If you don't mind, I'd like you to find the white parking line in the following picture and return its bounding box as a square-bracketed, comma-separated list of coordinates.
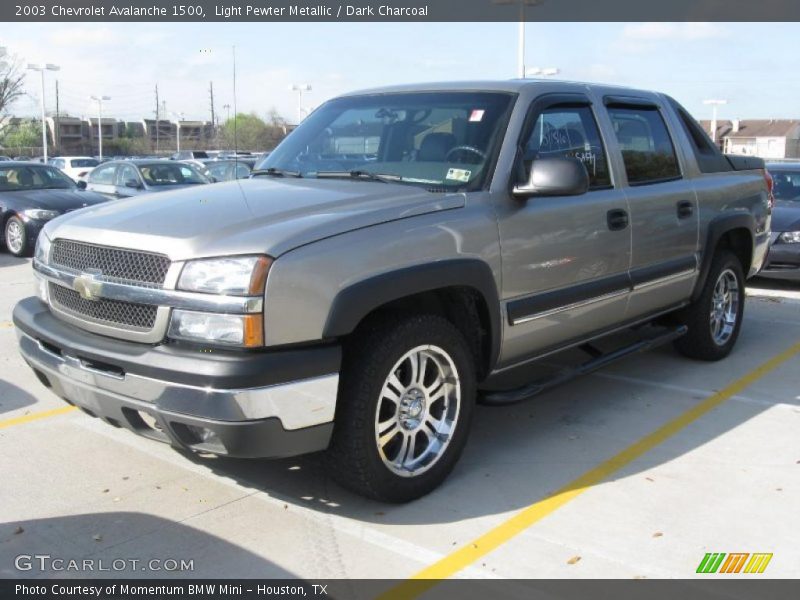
[73, 416, 498, 579]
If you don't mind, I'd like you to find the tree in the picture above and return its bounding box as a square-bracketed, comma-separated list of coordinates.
[218, 109, 289, 151]
[0, 50, 25, 117]
[0, 120, 41, 149]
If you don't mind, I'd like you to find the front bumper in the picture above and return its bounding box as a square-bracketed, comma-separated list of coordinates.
[13, 297, 339, 458]
[759, 236, 800, 281]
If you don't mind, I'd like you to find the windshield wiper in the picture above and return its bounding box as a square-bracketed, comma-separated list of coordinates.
[250, 167, 303, 178]
[316, 170, 402, 184]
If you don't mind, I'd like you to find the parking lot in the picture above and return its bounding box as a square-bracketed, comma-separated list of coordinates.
[1, 252, 798, 583]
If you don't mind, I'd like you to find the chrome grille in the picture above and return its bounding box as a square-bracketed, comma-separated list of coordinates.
[49, 283, 158, 330]
[51, 239, 171, 287]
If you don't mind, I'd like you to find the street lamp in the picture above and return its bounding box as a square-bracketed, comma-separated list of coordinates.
[526, 67, 560, 78]
[289, 83, 311, 122]
[172, 113, 185, 153]
[89, 95, 111, 160]
[703, 99, 728, 143]
[27, 63, 60, 161]
[492, 0, 545, 79]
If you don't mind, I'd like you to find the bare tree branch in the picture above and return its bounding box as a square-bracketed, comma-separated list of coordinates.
[0, 51, 26, 116]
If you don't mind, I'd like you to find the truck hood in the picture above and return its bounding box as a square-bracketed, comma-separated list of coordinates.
[44, 178, 465, 260]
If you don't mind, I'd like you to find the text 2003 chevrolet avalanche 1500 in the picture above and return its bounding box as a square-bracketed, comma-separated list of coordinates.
[14, 81, 771, 501]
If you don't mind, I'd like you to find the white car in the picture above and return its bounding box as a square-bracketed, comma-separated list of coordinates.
[48, 156, 100, 182]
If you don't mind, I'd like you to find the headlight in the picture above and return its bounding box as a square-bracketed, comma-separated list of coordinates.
[779, 231, 800, 244]
[22, 209, 60, 221]
[34, 233, 52, 266]
[168, 310, 264, 347]
[178, 255, 271, 295]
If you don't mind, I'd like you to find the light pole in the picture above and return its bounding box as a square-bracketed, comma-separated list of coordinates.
[89, 95, 111, 159]
[172, 113, 185, 153]
[703, 99, 728, 143]
[493, 0, 544, 78]
[526, 67, 560, 78]
[289, 83, 311, 122]
[27, 63, 60, 161]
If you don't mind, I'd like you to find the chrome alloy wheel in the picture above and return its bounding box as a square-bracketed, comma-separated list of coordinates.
[6, 219, 24, 254]
[374, 344, 461, 477]
[710, 268, 740, 346]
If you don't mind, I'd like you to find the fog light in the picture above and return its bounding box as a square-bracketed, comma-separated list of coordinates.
[185, 424, 223, 448]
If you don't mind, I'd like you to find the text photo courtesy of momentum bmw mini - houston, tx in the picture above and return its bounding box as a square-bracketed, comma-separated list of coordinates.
[1, 1, 799, 598]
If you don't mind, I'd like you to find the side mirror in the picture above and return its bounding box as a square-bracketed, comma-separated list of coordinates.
[125, 179, 142, 189]
[513, 156, 590, 199]
[76, 180, 87, 190]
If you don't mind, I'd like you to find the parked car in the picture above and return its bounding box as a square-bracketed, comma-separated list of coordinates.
[760, 163, 800, 280]
[204, 158, 256, 182]
[14, 80, 771, 501]
[83, 159, 211, 199]
[49, 156, 100, 182]
[171, 150, 209, 161]
[0, 155, 12, 161]
[0, 162, 108, 256]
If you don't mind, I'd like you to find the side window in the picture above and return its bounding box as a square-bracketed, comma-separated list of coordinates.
[607, 107, 681, 185]
[235, 163, 251, 178]
[88, 164, 116, 185]
[668, 98, 733, 174]
[116, 165, 139, 185]
[520, 105, 611, 189]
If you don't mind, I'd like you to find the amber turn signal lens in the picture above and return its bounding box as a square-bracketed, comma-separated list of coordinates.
[242, 314, 264, 348]
[248, 256, 273, 295]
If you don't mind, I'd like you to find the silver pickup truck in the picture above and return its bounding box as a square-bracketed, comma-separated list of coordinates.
[13, 81, 772, 502]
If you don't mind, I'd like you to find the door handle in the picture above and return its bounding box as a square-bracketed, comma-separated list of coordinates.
[677, 200, 694, 219]
[607, 208, 629, 231]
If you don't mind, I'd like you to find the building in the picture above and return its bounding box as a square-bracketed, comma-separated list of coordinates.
[714, 120, 800, 159]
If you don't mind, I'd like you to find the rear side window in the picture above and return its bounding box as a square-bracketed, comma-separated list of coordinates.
[667, 97, 733, 174]
[88, 164, 116, 185]
[521, 105, 611, 189]
[607, 107, 681, 185]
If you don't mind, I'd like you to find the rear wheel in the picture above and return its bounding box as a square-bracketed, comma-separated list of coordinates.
[674, 250, 745, 361]
[326, 314, 476, 502]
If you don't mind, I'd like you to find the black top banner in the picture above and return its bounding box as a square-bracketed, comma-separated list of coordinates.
[3, 0, 800, 22]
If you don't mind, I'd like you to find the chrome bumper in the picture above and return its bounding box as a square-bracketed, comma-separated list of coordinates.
[17, 329, 338, 432]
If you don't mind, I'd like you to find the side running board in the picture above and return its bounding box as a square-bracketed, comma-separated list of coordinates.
[480, 325, 688, 406]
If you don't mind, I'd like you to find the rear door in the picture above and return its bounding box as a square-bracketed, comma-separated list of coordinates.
[603, 97, 699, 319]
[496, 93, 632, 364]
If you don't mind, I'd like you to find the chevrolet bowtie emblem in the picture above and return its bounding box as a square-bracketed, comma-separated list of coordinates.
[72, 272, 103, 302]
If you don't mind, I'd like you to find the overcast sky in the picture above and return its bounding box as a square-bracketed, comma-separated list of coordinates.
[2, 22, 797, 123]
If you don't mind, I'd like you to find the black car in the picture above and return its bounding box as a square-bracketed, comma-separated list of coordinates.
[762, 163, 800, 281]
[0, 162, 108, 257]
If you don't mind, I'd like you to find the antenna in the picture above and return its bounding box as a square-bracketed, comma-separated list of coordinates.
[232, 45, 238, 161]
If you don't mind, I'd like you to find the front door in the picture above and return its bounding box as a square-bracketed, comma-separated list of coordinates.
[496, 94, 632, 366]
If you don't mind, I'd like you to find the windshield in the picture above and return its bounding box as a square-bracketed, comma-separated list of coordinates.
[770, 170, 800, 202]
[258, 91, 515, 191]
[0, 165, 76, 191]
[138, 163, 209, 186]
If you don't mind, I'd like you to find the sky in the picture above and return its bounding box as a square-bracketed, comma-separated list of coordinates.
[1, 22, 798, 124]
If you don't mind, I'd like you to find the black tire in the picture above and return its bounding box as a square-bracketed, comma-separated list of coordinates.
[4, 216, 34, 257]
[673, 250, 745, 361]
[326, 314, 476, 502]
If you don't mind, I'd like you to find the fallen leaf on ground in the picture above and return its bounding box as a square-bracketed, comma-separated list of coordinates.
[101, 489, 109, 494]
[567, 556, 581, 565]
[645, 477, 654, 482]
[14, 526, 24, 535]
[652, 532, 663, 538]
[92, 534, 102, 542]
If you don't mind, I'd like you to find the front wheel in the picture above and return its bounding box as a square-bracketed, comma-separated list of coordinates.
[674, 250, 745, 361]
[326, 314, 476, 502]
[4, 216, 35, 257]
